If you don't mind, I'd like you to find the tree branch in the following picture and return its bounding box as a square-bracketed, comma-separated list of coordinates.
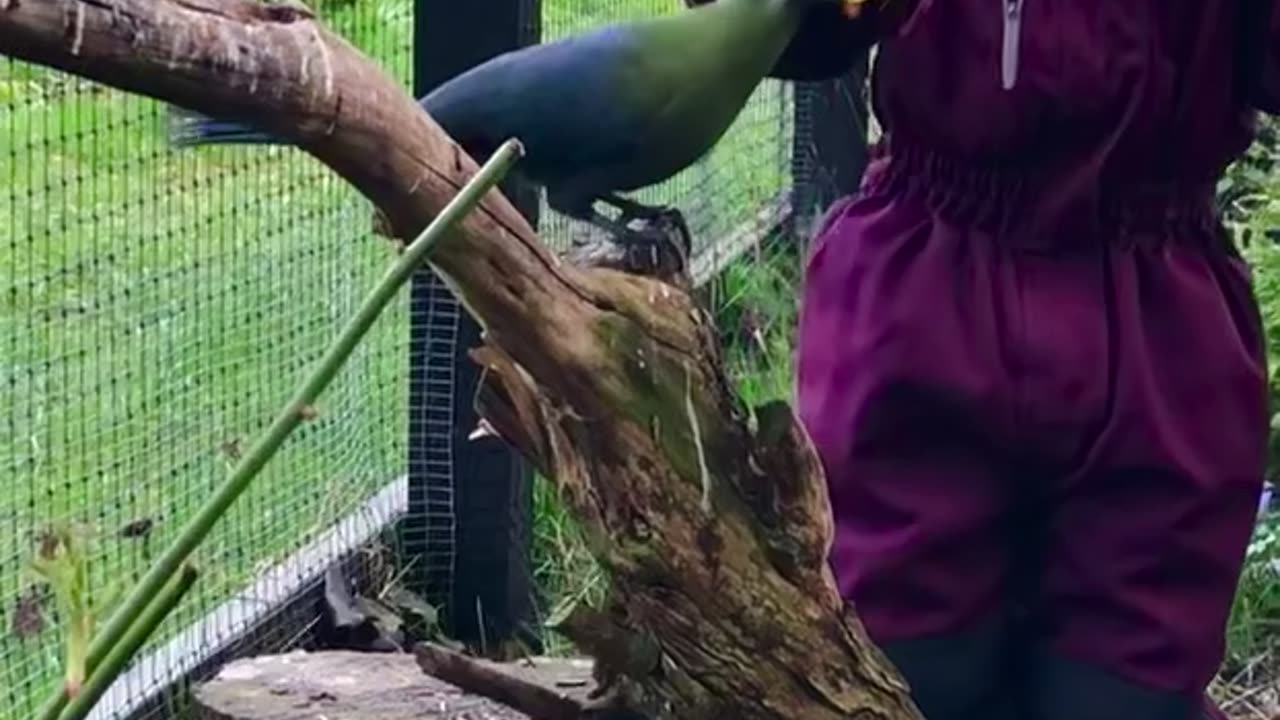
[415, 642, 587, 720]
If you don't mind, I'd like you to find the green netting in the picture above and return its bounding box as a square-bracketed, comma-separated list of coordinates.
[0, 1, 413, 716]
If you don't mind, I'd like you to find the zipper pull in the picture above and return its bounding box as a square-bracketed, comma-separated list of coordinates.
[1002, 0, 1023, 90]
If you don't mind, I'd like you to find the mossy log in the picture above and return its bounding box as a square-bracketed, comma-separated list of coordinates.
[0, 2, 922, 718]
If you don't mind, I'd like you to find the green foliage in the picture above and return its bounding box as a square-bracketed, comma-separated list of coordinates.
[1243, 241, 1280, 473]
[1227, 513, 1280, 673]
[1219, 115, 1280, 675]
[707, 239, 801, 407]
[28, 525, 94, 697]
[529, 475, 607, 655]
[1225, 116, 1280, 481]
[24, 524, 127, 701]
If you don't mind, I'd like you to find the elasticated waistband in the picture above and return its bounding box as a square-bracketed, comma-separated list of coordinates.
[859, 137, 1226, 251]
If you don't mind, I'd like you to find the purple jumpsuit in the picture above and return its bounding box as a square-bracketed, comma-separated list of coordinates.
[760, 0, 1277, 718]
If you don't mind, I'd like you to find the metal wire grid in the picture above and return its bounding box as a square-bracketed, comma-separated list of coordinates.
[790, 72, 873, 237]
[405, 270, 461, 617]
[0, 0, 413, 717]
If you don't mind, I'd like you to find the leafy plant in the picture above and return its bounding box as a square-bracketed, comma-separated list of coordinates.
[27, 525, 94, 698]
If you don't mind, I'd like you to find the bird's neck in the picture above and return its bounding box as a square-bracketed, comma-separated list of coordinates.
[695, 0, 809, 76]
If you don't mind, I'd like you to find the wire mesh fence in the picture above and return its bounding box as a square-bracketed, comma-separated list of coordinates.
[0, 0, 413, 717]
[0, 0, 863, 716]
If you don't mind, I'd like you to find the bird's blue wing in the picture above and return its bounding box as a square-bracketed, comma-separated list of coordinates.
[420, 26, 659, 181]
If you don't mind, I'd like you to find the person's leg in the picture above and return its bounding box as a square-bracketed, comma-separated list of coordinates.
[796, 190, 1022, 720]
[1025, 235, 1268, 720]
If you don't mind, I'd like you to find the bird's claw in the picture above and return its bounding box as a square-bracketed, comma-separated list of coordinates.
[630, 207, 692, 263]
[620, 214, 691, 281]
[652, 207, 693, 259]
[623, 239, 663, 274]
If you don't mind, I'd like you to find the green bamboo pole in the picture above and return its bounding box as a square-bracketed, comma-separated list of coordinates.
[58, 564, 201, 720]
[36, 138, 524, 720]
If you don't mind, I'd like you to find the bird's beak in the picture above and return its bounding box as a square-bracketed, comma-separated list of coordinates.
[841, 0, 865, 18]
[468, 418, 500, 442]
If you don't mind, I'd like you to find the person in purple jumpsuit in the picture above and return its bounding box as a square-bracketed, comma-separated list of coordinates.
[692, 0, 1274, 718]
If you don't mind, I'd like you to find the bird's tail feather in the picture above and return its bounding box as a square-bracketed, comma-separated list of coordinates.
[167, 106, 284, 148]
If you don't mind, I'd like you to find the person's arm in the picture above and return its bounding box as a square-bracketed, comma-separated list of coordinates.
[683, 0, 888, 81]
[1242, 0, 1280, 114]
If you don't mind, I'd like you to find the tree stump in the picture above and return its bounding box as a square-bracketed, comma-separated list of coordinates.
[0, 3, 923, 719]
[193, 650, 597, 720]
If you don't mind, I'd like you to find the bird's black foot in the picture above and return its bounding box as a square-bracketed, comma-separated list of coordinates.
[620, 208, 691, 275]
[615, 220, 690, 288]
[635, 206, 693, 262]
[566, 210, 692, 288]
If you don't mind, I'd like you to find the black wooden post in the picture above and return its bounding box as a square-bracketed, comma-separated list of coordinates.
[790, 53, 872, 242]
[405, 0, 543, 654]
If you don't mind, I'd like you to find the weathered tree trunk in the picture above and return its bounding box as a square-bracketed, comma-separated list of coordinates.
[0, 3, 922, 719]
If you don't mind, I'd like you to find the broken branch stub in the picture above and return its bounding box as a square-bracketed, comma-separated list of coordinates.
[0, 2, 922, 718]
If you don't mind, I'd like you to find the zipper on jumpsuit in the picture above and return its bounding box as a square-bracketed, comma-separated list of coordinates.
[1002, 0, 1023, 89]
